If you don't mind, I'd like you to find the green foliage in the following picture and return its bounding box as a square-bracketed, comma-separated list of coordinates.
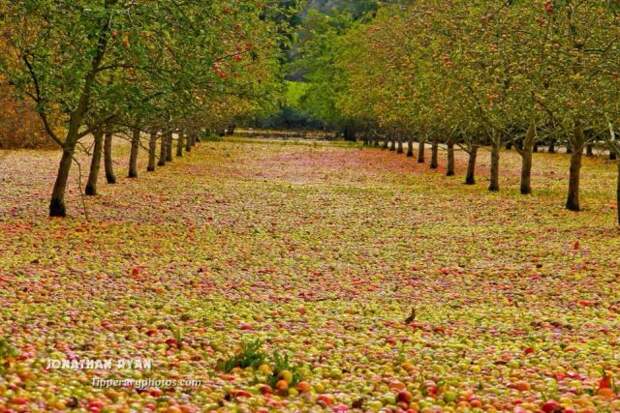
[267, 351, 303, 388]
[171, 326, 185, 347]
[216, 338, 303, 388]
[217, 339, 267, 373]
[289, 0, 620, 146]
[285, 81, 310, 109]
[290, 9, 352, 130]
[251, 80, 325, 129]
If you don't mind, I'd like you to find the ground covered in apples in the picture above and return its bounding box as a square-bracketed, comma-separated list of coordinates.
[0, 138, 619, 412]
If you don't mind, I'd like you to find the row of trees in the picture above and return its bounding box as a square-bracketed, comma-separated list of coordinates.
[297, 0, 620, 224]
[0, 1, 286, 217]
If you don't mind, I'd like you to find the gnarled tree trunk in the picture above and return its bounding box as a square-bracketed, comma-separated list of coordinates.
[50, 114, 82, 216]
[50, 147, 75, 217]
[85, 129, 104, 196]
[465, 145, 478, 185]
[104, 132, 116, 184]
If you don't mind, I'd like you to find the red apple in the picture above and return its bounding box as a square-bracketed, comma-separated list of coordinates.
[542, 400, 560, 413]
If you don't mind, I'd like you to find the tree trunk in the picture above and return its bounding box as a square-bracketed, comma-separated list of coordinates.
[418, 141, 426, 163]
[520, 123, 536, 195]
[447, 141, 455, 176]
[389, 140, 395, 151]
[186, 131, 192, 152]
[533, 144, 539, 153]
[176, 132, 184, 157]
[505, 142, 513, 150]
[104, 132, 116, 184]
[49, 17, 108, 216]
[166, 131, 173, 162]
[85, 129, 104, 196]
[465, 145, 478, 185]
[50, 144, 76, 217]
[148, 131, 157, 172]
[586, 144, 594, 157]
[549, 140, 556, 153]
[431, 140, 439, 169]
[489, 139, 501, 192]
[407, 139, 414, 157]
[343, 126, 356, 142]
[382, 139, 388, 149]
[128, 127, 140, 178]
[611, 151, 617, 161]
[566, 124, 585, 211]
[397, 138, 403, 154]
[158, 131, 167, 166]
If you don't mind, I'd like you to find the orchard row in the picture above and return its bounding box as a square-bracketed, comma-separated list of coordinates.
[0, 1, 285, 217]
[298, 0, 620, 225]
